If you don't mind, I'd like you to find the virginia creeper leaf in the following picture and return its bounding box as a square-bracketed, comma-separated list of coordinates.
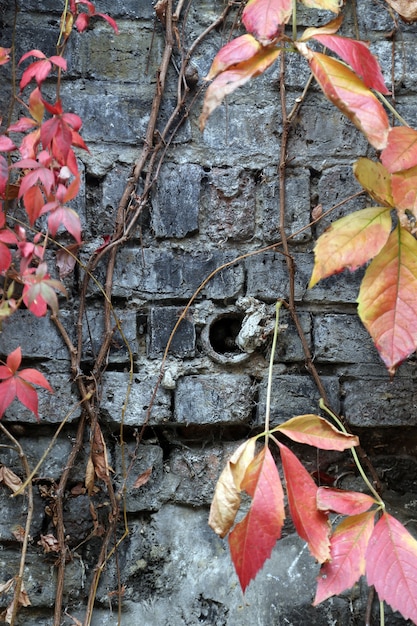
[242, 0, 292, 44]
[366, 512, 417, 624]
[200, 47, 281, 130]
[300, 16, 343, 42]
[0, 346, 53, 419]
[310, 35, 389, 94]
[278, 442, 330, 563]
[209, 438, 256, 538]
[205, 35, 261, 81]
[273, 414, 359, 450]
[391, 165, 417, 219]
[309, 207, 392, 287]
[357, 225, 417, 374]
[316, 487, 377, 515]
[381, 126, 417, 173]
[314, 511, 376, 605]
[353, 157, 394, 207]
[228, 446, 285, 592]
[299, 0, 340, 12]
[301, 48, 390, 150]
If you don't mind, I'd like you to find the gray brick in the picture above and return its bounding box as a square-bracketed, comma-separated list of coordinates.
[313, 314, 381, 364]
[114, 443, 179, 512]
[151, 164, 201, 238]
[201, 168, 256, 243]
[101, 371, 171, 426]
[316, 165, 367, 236]
[0, 311, 69, 361]
[148, 306, 195, 358]
[258, 167, 312, 243]
[343, 376, 417, 427]
[111, 247, 244, 300]
[169, 442, 244, 506]
[257, 371, 340, 425]
[174, 374, 254, 425]
[81, 306, 138, 363]
[245, 251, 310, 302]
[290, 97, 369, 166]
[275, 311, 312, 362]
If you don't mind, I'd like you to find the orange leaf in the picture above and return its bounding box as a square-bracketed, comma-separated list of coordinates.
[200, 47, 281, 130]
[279, 442, 330, 563]
[391, 165, 417, 217]
[300, 16, 343, 41]
[353, 157, 394, 207]
[316, 487, 377, 515]
[357, 225, 417, 374]
[366, 512, 417, 623]
[302, 49, 390, 150]
[314, 511, 376, 605]
[228, 446, 285, 592]
[242, 0, 292, 44]
[309, 206, 392, 287]
[209, 439, 256, 538]
[381, 126, 417, 173]
[205, 35, 261, 81]
[274, 414, 359, 450]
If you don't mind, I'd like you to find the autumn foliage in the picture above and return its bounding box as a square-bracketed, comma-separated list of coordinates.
[203, 0, 417, 622]
[0, 2, 117, 421]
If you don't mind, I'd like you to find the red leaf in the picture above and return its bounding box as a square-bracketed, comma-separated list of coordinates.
[278, 442, 330, 563]
[228, 446, 285, 592]
[357, 225, 417, 374]
[311, 35, 389, 94]
[96, 12, 119, 34]
[6, 346, 22, 374]
[316, 487, 377, 515]
[301, 48, 390, 150]
[314, 511, 376, 605]
[274, 414, 359, 450]
[366, 512, 417, 623]
[242, 0, 292, 44]
[381, 126, 417, 173]
[0, 379, 17, 417]
[0, 136, 16, 152]
[200, 47, 281, 130]
[15, 378, 40, 418]
[47, 204, 82, 243]
[8, 118, 38, 133]
[23, 186, 45, 225]
[19, 367, 53, 392]
[205, 35, 262, 81]
[309, 206, 392, 287]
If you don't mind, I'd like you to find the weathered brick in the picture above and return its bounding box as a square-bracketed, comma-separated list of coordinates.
[245, 251, 309, 302]
[316, 165, 366, 236]
[110, 247, 244, 300]
[174, 374, 254, 425]
[0, 310, 69, 361]
[151, 164, 201, 238]
[200, 167, 256, 242]
[114, 443, 179, 512]
[258, 167, 312, 243]
[313, 313, 381, 364]
[257, 371, 340, 425]
[343, 376, 417, 427]
[101, 371, 171, 426]
[274, 310, 312, 362]
[148, 306, 195, 358]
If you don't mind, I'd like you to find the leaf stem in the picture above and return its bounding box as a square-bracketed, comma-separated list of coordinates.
[292, 0, 297, 42]
[264, 301, 282, 438]
[377, 92, 409, 127]
[319, 399, 384, 506]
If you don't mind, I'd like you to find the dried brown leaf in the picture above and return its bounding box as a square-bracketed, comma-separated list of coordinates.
[132, 467, 152, 489]
[0, 466, 23, 494]
[38, 533, 60, 553]
[384, 0, 417, 21]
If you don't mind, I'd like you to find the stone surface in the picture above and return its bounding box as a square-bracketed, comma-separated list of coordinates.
[2, 0, 417, 624]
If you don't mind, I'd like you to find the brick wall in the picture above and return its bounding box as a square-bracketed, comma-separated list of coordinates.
[1, 1, 417, 624]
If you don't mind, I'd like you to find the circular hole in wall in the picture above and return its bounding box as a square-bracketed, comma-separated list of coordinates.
[202, 310, 249, 364]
